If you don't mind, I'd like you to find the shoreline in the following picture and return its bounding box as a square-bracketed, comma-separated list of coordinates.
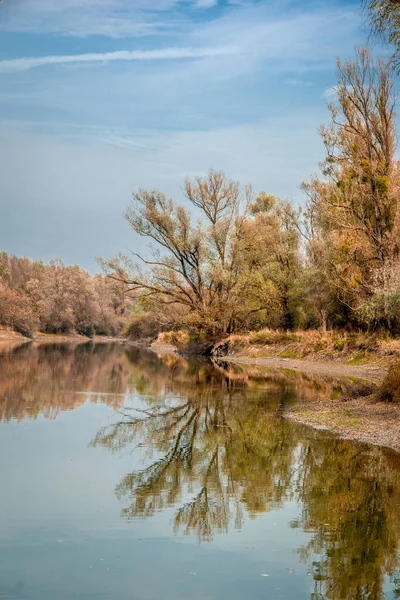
[0, 331, 128, 344]
[218, 354, 400, 453]
[283, 396, 400, 453]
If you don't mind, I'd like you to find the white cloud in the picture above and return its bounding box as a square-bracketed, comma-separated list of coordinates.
[0, 0, 361, 45]
[0, 1, 361, 76]
[0, 46, 233, 73]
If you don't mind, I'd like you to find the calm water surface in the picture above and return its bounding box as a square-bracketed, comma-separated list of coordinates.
[0, 341, 400, 600]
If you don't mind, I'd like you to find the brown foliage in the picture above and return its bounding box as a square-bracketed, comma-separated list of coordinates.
[0, 252, 133, 337]
[123, 312, 161, 341]
[380, 362, 400, 401]
[0, 283, 39, 337]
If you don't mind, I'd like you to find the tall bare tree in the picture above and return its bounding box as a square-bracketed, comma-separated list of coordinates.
[105, 170, 259, 336]
[304, 48, 400, 327]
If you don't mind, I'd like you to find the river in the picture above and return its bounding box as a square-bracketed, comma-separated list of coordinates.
[0, 341, 399, 600]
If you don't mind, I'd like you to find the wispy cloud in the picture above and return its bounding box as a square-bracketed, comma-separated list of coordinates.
[0, 1, 361, 75]
[0, 46, 233, 73]
[193, 4, 360, 62]
[0, 0, 192, 38]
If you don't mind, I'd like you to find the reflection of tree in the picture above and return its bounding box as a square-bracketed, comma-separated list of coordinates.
[93, 351, 400, 598]
[2, 341, 400, 598]
[293, 431, 400, 600]
[93, 357, 298, 541]
[0, 342, 131, 421]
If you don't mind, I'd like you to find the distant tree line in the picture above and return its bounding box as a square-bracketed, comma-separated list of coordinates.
[0, 252, 132, 337]
[105, 48, 400, 339]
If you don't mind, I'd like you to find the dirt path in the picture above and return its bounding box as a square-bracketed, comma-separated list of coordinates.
[221, 355, 386, 382]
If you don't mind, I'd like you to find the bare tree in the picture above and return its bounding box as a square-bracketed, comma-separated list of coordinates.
[105, 170, 255, 336]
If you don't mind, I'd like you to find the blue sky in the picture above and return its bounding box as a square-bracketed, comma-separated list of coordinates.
[0, 0, 366, 271]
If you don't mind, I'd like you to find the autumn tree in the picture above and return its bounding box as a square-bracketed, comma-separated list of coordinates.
[241, 192, 304, 330]
[104, 170, 267, 337]
[303, 47, 400, 329]
[0, 252, 132, 337]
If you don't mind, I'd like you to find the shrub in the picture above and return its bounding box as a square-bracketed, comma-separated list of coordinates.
[379, 362, 400, 402]
[124, 313, 161, 341]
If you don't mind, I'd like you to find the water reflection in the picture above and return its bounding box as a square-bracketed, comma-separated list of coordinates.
[0, 341, 132, 421]
[94, 349, 400, 600]
[295, 438, 400, 600]
[94, 386, 295, 540]
[1, 341, 400, 599]
[0, 340, 351, 423]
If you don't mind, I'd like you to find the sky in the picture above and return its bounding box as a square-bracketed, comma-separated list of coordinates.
[0, 0, 367, 271]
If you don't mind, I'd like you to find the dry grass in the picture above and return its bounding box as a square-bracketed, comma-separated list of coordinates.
[158, 330, 214, 355]
[380, 363, 400, 402]
[158, 330, 191, 346]
[213, 329, 400, 365]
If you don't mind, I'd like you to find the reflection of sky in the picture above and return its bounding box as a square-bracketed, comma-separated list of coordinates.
[0, 399, 314, 600]
[0, 0, 369, 271]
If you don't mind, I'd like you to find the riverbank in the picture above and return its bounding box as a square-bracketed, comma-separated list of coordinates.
[153, 330, 395, 381]
[220, 354, 385, 381]
[221, 356, 400, 452]
[34, 333, 127, 343]
[211, 329, 400, 365]
[284, 394, 400, 452]
[0, 328, 28, 341]
[151, 334, 400, 453]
